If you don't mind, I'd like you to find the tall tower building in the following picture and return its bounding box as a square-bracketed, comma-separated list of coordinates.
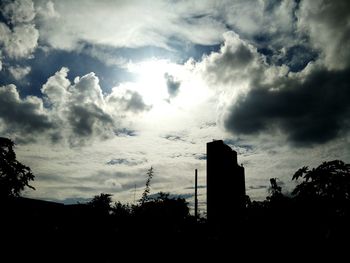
[207, 140, 245, 225]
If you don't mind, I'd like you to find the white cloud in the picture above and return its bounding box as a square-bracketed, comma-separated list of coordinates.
[0, 0, 39, 61]
[8, 65, 31, 80]
[35, 0, 227, 51]
[3, 24, 39, 59]
[205, 0, 299, 48]
[17, 125, 214, 205]
[41, 68, 115, 145]
[41, 67, 70, 106]
[198, 31, 263, 87]
[1, 0, 36, 24]
[297, 0, 350, 70]
[40, 67, 149, 144]
[0, 68, 125, 144]
[35, 1, 60, 19]
[40, 67, 156, 145]
[104, 178, 123, 190]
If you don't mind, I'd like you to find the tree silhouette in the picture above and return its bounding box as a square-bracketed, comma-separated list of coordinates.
[133, 191, 190, 243]
[290, 160, 350, 243]
[266, 178, 283, 200]
[143, 192, 190, 221]
[292, 160, 350, 202]
[0, 137, 35, 199]
[140, 167, 154, 205]
[88, 193, 113, 215]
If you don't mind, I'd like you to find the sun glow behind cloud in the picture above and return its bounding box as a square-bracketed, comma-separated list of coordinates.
[125, 59, 213, 120]
[129, 59, 170, 105]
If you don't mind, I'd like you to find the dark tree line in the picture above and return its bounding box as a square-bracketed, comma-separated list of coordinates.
[1, 136, 350, 260]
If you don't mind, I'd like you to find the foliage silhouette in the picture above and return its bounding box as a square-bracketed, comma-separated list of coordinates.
[292, 160, 350, 202]
[290, 160, 350, 243]
[0, 137, 35, 199]
[140, 166, 153, 204]
[112, 201, 132, 218]
[262, 160, 350, 247]
[266, 178, 284, 202]
[88, 193, 113, 215]
[135, 191, 189, 221]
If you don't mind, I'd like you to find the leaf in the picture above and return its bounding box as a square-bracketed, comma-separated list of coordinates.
[292, 166, 308, 181]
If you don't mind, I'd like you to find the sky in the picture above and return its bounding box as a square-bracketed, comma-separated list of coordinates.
[0, 0, 349, 212]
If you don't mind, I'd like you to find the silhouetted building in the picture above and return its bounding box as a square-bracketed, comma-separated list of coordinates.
[207, 140, 245, 226]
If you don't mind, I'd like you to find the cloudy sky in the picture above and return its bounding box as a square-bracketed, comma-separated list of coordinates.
[1, 0, 349, 211]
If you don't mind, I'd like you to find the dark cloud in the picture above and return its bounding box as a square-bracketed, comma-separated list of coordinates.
[68, 104, 113, 137]
[60, 197, 91, 205]
[162, 133, 196, 146]
[124, 91, 151, 113]
[247, 185, 268, 190]
[86, 169, 152, 193]
[263, 0, 285, 13]
[258, 44, 318, 72]
[199, 122, 216, 129]
[219, 43, 254, 69]
[36, 173, 75, 183]
[106, 158, 146, 166]
[164, 73, 180, 98]
[185, 185, 206, 190]
[0, 84, 53, 134]
[193, 153, 206, 160]
[121, 180, 151, 192]
[114, 128, 137, 137]
[275, 45, 318, 72]
[182, 43, 221, 61]
[190, 1, 350, 148]
[107, 89, 151, 114]
[224, 67, 350, 146]
[72, 185, 122, 193]
[163, 134, 185, 142]
[148, 192, 194, 200]
[223, 139, 254, 153]
[106, 159, 129, 165]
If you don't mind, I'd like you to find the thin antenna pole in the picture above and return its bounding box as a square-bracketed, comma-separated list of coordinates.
[195, 169, 198, 220]
[133, 184, 136, 203]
